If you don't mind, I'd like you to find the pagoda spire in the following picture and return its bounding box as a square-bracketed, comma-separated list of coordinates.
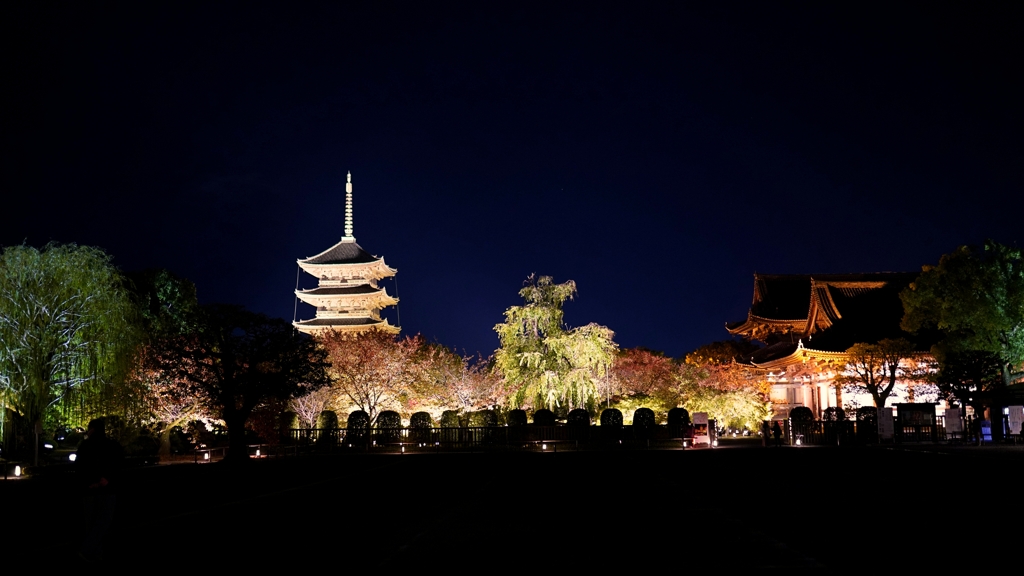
[343, 171, 355, 241]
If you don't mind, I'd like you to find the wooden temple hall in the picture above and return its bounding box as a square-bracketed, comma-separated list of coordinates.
[293, 172, 399, 335]
[726, 273, 936, 419]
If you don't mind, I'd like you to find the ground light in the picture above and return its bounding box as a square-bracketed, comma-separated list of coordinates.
[14, 465, 21, 477]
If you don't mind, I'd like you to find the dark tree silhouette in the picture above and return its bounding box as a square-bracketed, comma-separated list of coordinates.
[161, 305, 330, 461]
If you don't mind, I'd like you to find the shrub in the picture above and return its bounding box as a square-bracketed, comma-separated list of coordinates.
[633, 408, 656, 428]
[468, 410, 497, 427]
[410, 412, 433, 428]
[347, 411, 370, 444]
[533, 409, 556, 426]
[567, 409, 590, 426]
[314, 411, 338, 448]
[789, 406, 814, 422]
[440, 410, 461, 428]
[317, 410, 339, 429]
[279, 411, 299, 442]
[507, 409, 528, 426]
[667, 407, 690, 427]
[600, 408, 623, 428]
[280, 411, 299, 430]
[822, 407, 846, 421]
[377, 411, 401, 429]
[667, 407, 690, 437]
[856, 406, 878, 423]
[376, 410, 402, 444]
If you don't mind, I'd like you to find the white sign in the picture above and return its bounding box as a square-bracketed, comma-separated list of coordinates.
[945, 408, 962, 433]
[878, 407, 894, 440]
[1008, 406, 1024, 435]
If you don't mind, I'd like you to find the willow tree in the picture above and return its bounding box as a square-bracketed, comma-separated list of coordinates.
[0, 243, 138, 460]
[494, 275, 617, 411]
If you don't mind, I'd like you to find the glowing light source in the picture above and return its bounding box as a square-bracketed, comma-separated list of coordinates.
[255, 449, 261, 457]
[69, 453, 77, 462]
[43, 443, 54, 449]
[14, 466, 21, 477]
[204, 452, 210, 460]
[796, 438, 803, 446]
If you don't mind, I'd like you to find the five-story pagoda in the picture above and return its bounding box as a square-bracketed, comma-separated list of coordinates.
[293, 172, 399, 335]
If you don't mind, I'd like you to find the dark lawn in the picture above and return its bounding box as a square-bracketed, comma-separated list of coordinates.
[4, 445, 1018, 571]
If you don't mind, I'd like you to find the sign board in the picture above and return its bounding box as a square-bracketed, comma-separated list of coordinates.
[692, 412, 710, 446]
[878, 407, 894, 440]
[945, 408, 962, 433]
[1008, 406, 1024, 435]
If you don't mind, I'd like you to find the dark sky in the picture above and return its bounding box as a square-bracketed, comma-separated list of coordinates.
[4, 2, 1023, 358]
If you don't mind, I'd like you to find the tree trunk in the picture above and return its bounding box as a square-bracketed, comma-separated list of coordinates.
[223, 412, 251, 463]
[158, 415, 193, 459]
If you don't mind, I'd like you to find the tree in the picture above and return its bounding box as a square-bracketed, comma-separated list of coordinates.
[319, 329, 422, 424]
[493, 275, 617, 411]
[836, 338, 915, 408]
[125, 269, 209, 457]
[676, 342, 772, 431]
[902, 241, 1024, 437]
[161, 305, 330, 461]
[411, 344, 505, 416]
[609, 348, 677, 398]
[902, 241, 1024, 387]
[0, 243, 138, 462]
[932, 350, 1003, 410]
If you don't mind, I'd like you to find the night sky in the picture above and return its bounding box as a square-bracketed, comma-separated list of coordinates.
[4, 2, 1023, 359]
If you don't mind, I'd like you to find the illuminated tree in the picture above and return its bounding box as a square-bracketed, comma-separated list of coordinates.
[901, 241, 1024, 388]
[608, 348, 677, 398]
[125, 269, 208, 456]
[161, 305, 330, 461]
[0, 243, 138, 461]
[493, 275, 617, 411]
[677, 341, 772, 430]
[836, 338, 915, 408]
[319, 329, 422, 424]
[417, 346, 505, 419]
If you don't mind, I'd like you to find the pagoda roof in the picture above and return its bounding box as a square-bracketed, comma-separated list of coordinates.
[299, 239, 380, 265]
[296, 285, 384, 296]
[293, 317, 385, 327]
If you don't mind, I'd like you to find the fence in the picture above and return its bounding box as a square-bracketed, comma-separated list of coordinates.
[786, 414, 958, 446]
[286, 425, 691, 452]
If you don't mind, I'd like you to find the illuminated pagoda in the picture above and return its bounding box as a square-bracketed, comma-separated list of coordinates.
[293, 172, 399, 335]
[726, 273, 934, 418]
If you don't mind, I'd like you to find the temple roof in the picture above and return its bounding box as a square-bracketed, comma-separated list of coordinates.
[728, 272, 931, 352]
[299, 239, 380, 265]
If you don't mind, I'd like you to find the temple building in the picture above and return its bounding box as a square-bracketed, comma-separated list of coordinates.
[726, 273, 936, 419]
[293, 172, 399, 335]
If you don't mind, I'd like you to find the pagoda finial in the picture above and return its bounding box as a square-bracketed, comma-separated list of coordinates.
[343, 171, 354, 241]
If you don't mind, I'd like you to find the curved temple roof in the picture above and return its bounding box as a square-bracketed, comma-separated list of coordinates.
[299, 239, 380, 265]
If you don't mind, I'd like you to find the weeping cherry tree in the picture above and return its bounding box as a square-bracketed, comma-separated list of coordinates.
[494, 275, 617, 411]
